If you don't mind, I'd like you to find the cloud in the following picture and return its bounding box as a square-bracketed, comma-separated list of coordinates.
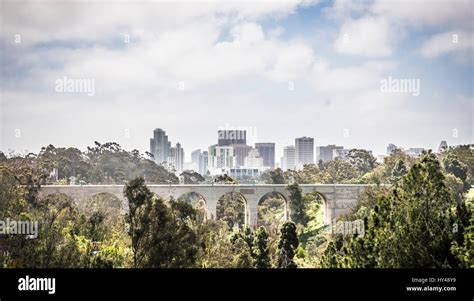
[371, 0, 472, 28]
[334, 17, 393, 57]
[419, 30, 473, 63]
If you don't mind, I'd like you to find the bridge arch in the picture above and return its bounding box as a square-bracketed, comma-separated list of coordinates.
[176, 192, 208, 222]
[256, 191, 288, 231]
[216, 191, 249, 228]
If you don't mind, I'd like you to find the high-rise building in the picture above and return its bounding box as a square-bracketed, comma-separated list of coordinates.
[232, 144, 252, 167]
[316, 144, 343, 163]
[217, 130, 246, 146]
[255, 142, 275, 168]
[438, 141, 448, 153]
[244, 148, 263, 168]
[387, 143, 398, 155]
[150, 128, 171, 164]
[208, 144, 236, 174]
[191, 149, 201, 171]
[201, 151, 209, 175]
[191, 149, 209, 175]
[281, 145, 296, 171]
[295, 137, 314, 169]
[169, 142, 184, 175]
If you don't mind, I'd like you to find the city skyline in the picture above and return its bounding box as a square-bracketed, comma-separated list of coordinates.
[1, 0, 472, 162]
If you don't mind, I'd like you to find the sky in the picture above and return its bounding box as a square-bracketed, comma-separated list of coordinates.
[0, 0, 473, 163]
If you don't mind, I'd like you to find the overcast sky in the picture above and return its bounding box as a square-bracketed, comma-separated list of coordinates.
[1, 0, 473, 162]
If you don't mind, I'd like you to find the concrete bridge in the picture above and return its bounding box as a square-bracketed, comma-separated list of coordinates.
[38, 184, 370, 227]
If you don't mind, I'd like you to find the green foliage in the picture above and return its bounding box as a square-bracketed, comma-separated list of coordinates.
[320, 153, 472, 268]
[347, 149, 378, 176]
[390, 159, 407, 184]
[180, 170, 205, 184]
[216, 193, 246, 229]
[261, 168, 286, 184]
[124, 177, 198, 268]
[286, 183, 309, 226]
[254, 227, 271, 268]
[277, 221, 299, 268]
[213, 173, 237, 184]
[442, 153, 471, 193]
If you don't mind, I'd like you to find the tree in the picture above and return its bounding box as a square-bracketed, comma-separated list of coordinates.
[214, 174, 237, 184]
[254, 227, 271, 268]
[390, 159, 407, 184]
[180, 170, 205, 184]
[320, 153, 469, 268]
[321, 159, 359, 183]
[124, 177, 155, 267]
[277, 222, 299, 268]
[261, 168, 286, 184]
[124, 177, 200, 268]
[286, 183, 309, 226]
[442, 153, 470, 193]
[347, 149, 377, 176]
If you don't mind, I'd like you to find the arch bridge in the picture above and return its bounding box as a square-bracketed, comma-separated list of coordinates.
[38, 184, 370, 227]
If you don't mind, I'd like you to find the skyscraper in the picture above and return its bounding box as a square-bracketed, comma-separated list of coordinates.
[169, 142, 184, 175]
[232, 144, 252, 167]
[281, 145, 296, 171]
[295, 137, 314, 169]
[150, 128, 171, 164]
[191, 149, 208, 175]
[208, 144, 236, 174]
[316, 144, 343, 163]
[255, 142, 275, 168]
[191, 149, 201, 171]
[217, 130, 246, 146]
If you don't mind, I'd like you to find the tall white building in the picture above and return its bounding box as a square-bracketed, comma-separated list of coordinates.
[281, 145, 296, 171]
[295, 136, 314, 170]
[208, 145, 236, 175]
[169, 142, 184, 175]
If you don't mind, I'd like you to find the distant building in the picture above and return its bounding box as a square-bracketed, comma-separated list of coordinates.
[316, 144, 343, 163]
[228, 167, 265, 180]
[218, 130, 246, 146]
[232, 144, 252, 167]
[244, 148, 263, 168]
[200, 151, 209, 175]
[281, 145, 296, 171]
[405, 147, 425, 158]
[191, 149, 201, 170]
[387, 143, 398, 155]
[169, 142, 184, 174]
[438, 141, 448, 153]
[295, 137, 314, 169]
[255, 142, 275, 168]
[150, 128, 171, 164]
[208, 145, 236, 175]
[191, 149, 208, 175]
